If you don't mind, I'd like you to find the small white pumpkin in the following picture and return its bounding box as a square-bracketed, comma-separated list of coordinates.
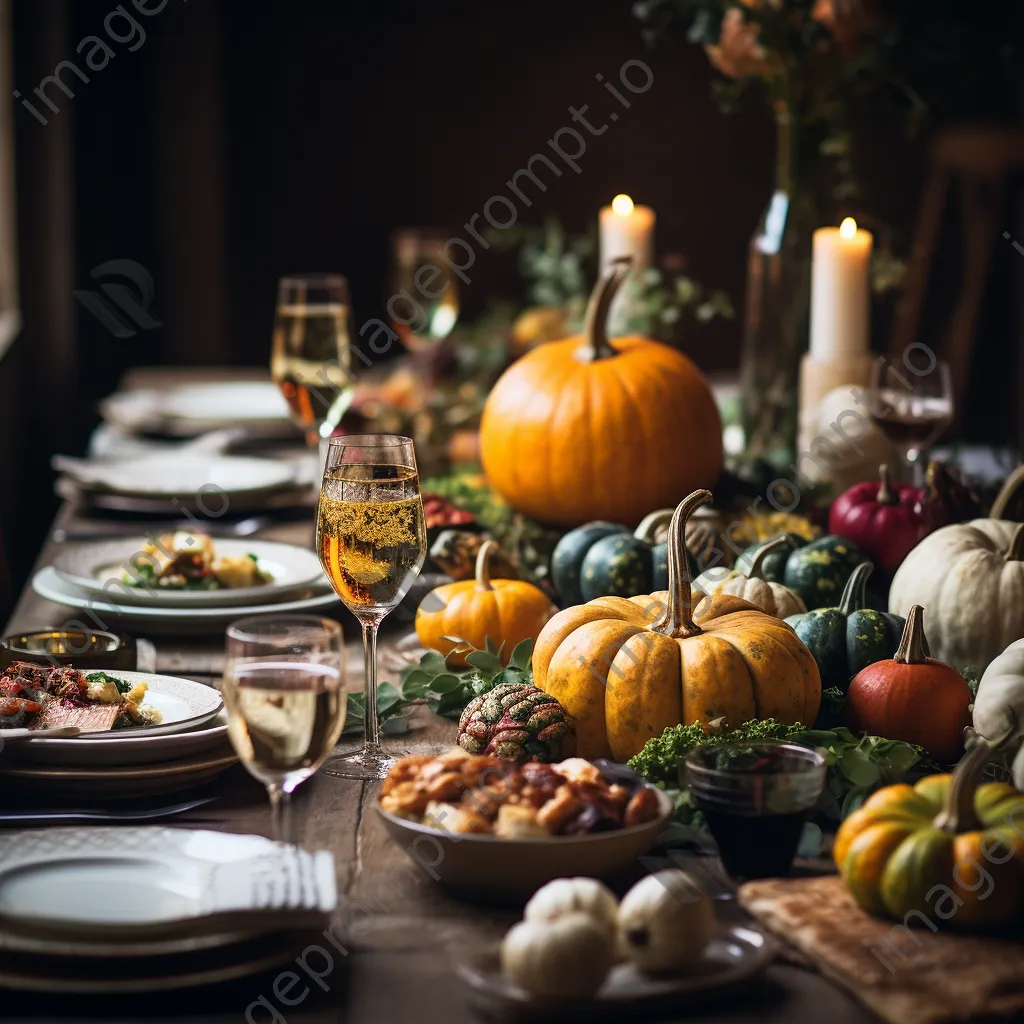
[500, 912, 614, 998]
[972, 637, 1024, 788]
[694, 535, 807, 619]
[617, 870, 714, 974]
[889, 519, 1024, 674]
[523, 877, 619, 936]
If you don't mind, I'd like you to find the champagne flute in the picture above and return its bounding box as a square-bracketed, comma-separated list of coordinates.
[222, 615, 347, 840]
[316, 435, 426, 779]
[863, 356, 954, 484]
[390, 230, 460, 352]
[270, 274, 354, 446]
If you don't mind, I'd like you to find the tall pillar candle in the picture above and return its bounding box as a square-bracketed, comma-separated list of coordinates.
[809, 217, 873, 359]
[599, 194, 655, 273]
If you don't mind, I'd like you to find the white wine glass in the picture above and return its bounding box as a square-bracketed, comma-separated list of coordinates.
[316, 435, 426, 779]
[270, 273, 354, 446]
[222, 615, 347, 840]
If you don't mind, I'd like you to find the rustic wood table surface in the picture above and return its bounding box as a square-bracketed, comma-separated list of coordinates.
[0, 370, 878, 1024]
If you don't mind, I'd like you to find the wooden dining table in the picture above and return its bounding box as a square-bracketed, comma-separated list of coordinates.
[0, 370, 878, 1024]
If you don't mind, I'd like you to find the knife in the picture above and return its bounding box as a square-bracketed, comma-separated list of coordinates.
[0, 795, 218, 826]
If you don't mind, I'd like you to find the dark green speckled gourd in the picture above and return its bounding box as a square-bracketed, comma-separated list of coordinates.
[551, 510, 678, 605]
[784, 562, 913, 690]
[738, 533, 864, 609]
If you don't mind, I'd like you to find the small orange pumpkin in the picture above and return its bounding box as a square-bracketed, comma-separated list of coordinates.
[415, 541, 556, 667]
[479, 258, 723, 527]
[846, 605, 973, 765]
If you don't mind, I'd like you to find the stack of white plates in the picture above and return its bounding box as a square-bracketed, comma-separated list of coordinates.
[99, 381, 297, 438]
[0, 827, 337, 993]
[0, 671, 235, 798]
[34, 538, 339, 633]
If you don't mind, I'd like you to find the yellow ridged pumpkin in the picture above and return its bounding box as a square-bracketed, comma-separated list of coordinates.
[416, 541, 557, 667]
[479, 259, 722, 528]
[834, 730, 1024, 930]
[532, 490, 822, 761]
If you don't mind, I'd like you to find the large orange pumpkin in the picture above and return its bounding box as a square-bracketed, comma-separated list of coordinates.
[532, 490, 822, 761]
[479, 259, 723, 527]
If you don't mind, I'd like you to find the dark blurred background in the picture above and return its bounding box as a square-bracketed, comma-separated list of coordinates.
[2, 0, 1022, 597]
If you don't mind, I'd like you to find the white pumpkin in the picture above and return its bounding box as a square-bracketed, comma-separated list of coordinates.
[500, 912, 614, 998]
[972, 637, 1024, 789]
[889, 519, 1024, 674]
[616, 869, 714, 974]
[523, 877, 619, 936]
[694, 535, 807, 619]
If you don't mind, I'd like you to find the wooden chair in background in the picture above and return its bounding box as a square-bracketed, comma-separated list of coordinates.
[888, 126, 1024, 442]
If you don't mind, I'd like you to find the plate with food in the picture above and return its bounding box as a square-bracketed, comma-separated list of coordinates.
[375, 749, 672, 900]
[0, 662, 222, 740]
[31, 566, 341, 633]
[51, 534, 328, 608]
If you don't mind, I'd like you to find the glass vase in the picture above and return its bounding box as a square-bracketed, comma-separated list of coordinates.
[739, 106, 821, 468]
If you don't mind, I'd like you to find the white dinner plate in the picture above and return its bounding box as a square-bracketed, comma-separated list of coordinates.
[0, 828, 336, 940]
[55, 451, 300, 499]
[12, 710, 229, 766]
[100, 381, 295, 437]
[32, 566, 341, 634]
[0, 751, 239, 800]
[52, 537, 328, 608]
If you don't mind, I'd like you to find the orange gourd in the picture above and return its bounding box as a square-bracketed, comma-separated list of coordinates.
[415, 541, 557, 667]
[846, 605, 973, 765]
[479, 259, 723, 528]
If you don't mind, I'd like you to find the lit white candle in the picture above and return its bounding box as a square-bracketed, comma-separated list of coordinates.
[599, 194, 655, 273]
[809, 217, 873, 360]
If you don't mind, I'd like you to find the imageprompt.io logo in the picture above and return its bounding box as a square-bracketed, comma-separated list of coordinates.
[74, 259, 161, 338]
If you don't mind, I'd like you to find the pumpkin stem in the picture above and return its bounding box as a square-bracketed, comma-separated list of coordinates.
[989, 464, 1024, 520]
[933, 718, 1017, 834]
[582, 257, 633, 361]
[893, 604, 927, 665]
[876, 464, 897, 505]
[838, 562, 874, 616]
[474, 540, 496, 592]
[651, 489, 712, 639]
[747, 535, 789, 581]
[634, 509, 674, 544]
[1004, 523, 1024, 563]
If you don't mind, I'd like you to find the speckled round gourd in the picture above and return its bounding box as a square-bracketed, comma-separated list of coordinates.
[457, 682, 576, 763]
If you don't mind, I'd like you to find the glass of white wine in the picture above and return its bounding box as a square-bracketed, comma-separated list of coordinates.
[316, 435, 426, 780]
[222, 615, 347, 840]
[270, 274, 354, 446]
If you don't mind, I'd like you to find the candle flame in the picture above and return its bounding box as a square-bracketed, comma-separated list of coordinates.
[839, 217, 858, 240]
[612, 194, 634, 216]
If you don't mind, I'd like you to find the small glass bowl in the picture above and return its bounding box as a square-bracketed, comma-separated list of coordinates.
[685, 741, 827, 880]
[0, 630, 136, 672]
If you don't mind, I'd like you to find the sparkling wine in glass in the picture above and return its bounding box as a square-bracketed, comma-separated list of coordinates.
[316, 435, 426, 779]
[864, 357, 953, 484]
[271, 274, 354, 446]
[223, 615, 347, 840]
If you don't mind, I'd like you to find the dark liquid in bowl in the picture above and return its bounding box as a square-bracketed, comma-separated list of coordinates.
[702, 808, 808, 880]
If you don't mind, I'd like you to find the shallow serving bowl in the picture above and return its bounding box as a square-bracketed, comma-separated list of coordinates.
[376, 787, 673, 902]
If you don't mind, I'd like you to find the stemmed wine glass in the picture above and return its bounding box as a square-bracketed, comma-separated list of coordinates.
[316, 435, 427, 779]
[270, 274, 354, 446]
[222, 615, 348, 841]
[863, 355, 954, 485]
